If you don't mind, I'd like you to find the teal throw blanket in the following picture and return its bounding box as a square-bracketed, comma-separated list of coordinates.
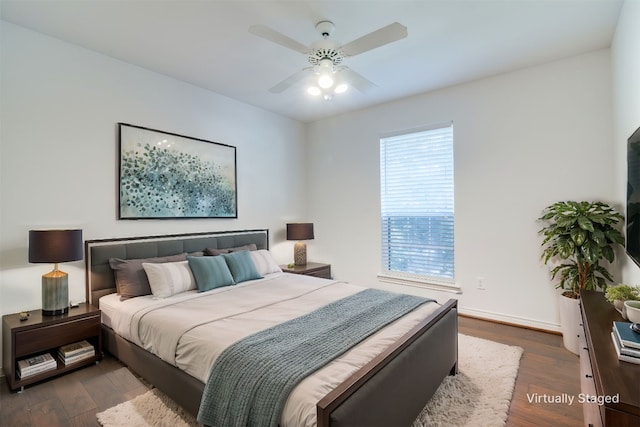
[196, 288, 431, 427]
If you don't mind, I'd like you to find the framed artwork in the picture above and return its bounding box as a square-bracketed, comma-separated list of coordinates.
[118, 123, 237, 219]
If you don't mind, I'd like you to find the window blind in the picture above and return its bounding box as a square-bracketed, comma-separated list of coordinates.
[380, 124, 454, 284]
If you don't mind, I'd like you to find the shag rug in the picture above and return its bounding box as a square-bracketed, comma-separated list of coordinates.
[97, 334, 523, 427]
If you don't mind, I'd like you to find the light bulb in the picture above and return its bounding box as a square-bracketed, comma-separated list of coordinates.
[318, 74, 334, 89]
[334, 83, 348, 94]
[307, 86, 321, 96]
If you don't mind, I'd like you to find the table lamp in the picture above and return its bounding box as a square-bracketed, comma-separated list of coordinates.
[286, 223, 314, 266]
[29, 229, 83, 316]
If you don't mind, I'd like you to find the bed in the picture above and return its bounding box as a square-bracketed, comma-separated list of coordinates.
[85, 229, 458, 426]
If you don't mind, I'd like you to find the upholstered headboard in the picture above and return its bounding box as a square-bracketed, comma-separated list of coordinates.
[85, 229, 269, 305]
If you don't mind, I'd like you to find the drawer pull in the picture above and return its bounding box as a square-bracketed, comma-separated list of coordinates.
[585, 374, 593, 379]
[583, 347, 588, 350]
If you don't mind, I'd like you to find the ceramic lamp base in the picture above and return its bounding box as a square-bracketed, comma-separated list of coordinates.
[42, 269, 69, 316]
[294, 241, 307, 266]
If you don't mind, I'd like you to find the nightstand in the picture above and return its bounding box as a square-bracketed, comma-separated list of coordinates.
[2, 303, 102, 391]
[281, 262, 331, 279]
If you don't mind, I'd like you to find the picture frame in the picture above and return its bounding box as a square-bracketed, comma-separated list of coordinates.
[118, 123, 237, 219]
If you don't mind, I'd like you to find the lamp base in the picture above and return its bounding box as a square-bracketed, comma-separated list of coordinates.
[294, 241, 307, 266]
[42, 269, 69, 316]
[42, 307, 69, 316]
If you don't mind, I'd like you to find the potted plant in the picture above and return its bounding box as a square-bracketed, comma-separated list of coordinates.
[605, 284, 640, 319]
[538, 201, 624, 354]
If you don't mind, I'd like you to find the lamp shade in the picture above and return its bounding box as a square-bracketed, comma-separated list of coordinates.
[29, 229, 83, 263]
[286, 223, 314, 241]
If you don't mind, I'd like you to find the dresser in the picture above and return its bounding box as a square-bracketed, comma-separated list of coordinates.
[579, 290, 640, 427]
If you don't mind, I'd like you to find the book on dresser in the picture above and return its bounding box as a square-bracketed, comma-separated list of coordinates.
[58, 340, 95, 365]
[17, 353, 57, 378]
[611, 321, 640, 364]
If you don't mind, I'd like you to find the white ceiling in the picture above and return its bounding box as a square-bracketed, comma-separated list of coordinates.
[0, 0, 623, 123]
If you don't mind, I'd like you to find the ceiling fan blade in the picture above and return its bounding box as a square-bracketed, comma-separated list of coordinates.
[269, 68, 311, 93]
[340, 22, 408, 57]
[339, 68, 377, 93]
[249, 24, 310, 55]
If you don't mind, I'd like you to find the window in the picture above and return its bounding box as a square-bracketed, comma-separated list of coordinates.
[379, 123, 456, 290]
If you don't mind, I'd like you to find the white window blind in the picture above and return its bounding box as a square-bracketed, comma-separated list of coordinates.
[379, 123, 455, 286]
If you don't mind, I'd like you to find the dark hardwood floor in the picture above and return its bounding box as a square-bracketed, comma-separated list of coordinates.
[0, 316, 582, 427]
[0, 356, 148, 427]
[459, 316, 582, 427]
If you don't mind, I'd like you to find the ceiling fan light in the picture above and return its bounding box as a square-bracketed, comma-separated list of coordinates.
[334, 83, 348, 94]
[307, 86, 321, 96]
[318, 74, 334, 89]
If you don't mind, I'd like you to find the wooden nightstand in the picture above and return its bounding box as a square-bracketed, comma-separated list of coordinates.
[281, 262, 331, 279]
[2, 303, 102, 391]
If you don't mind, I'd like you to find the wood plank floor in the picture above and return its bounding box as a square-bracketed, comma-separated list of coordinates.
[459, 316, 582, 427]
[0, 316, 582, 427]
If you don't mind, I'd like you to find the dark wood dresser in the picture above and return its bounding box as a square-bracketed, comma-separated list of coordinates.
[579, 290, 640, 427]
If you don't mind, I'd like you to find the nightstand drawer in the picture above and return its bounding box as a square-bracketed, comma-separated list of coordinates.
[280, 262, 331, 279]
[305, 267, 331, 279]
[15, 316, 100, 357]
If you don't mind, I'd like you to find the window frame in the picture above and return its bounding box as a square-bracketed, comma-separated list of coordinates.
[378, 122, 459, 293]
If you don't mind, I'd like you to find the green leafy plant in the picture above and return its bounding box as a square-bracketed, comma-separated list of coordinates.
[539, 201, 625, 298]
[604, 284, 640, 303]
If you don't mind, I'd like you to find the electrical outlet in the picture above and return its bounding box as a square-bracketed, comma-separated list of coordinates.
[477, 276, 486, 290]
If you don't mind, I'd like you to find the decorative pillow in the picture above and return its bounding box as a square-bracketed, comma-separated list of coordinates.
[222, 251, 262, 283]
[250, 250, 282, 276]
[204, 243, 257, 256]
[204, 248, 229, 256]
[187, 256, 235, 292]
[142, 261, 196, 298]
[109, 253, 188, 300]
[229, 243, 257, 252]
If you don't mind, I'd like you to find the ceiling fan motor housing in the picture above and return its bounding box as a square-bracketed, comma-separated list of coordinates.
[308, 21, 344, 67]
[308, 48, 343, 66]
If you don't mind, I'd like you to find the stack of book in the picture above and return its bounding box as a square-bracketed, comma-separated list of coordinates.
[58, 340, 95, 365]
[611, 321, 640, 364]
[17, 353, 57, 378]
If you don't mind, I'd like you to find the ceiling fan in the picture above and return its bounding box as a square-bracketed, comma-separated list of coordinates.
[249, 20, 408, 100]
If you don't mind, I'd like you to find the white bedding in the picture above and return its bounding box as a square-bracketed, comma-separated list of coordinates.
[99, 272, 439, 427]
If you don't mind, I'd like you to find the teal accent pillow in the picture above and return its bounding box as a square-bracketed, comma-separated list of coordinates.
[222, 251, 262, 283]
[187, 256, 235, 292]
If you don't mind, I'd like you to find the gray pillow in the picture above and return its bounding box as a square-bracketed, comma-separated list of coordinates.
[204, 243, 257, 256]
[109, 253, 188, 300]
[187, 255, 235, 291]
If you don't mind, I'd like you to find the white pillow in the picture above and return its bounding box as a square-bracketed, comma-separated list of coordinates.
[250, 250, 282, 276]
[142, 260, 196, 298]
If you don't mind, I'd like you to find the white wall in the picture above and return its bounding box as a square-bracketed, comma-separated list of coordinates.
[613, 1, 640, 285]
[0, 21, 307, 367]
[2, 3, 634, 373]
[306, 50, 615, 331]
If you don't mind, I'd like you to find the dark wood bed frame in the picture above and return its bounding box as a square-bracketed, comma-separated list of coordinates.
[85, 229, 458, 427]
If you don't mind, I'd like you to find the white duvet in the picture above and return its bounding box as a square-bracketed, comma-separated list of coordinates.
[100, 272, 439, 427]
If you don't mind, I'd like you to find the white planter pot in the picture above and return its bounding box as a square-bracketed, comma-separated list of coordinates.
[613, 299, 628, 320]
[558, 294, 581, 355]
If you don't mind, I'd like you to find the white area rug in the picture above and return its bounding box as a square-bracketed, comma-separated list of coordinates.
[97, 334, 522, 427]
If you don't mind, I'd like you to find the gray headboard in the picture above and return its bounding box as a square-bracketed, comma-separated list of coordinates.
[85, 229, 269, 305]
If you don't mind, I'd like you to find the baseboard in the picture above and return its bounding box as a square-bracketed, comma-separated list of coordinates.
[458, 307, 561, 334]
